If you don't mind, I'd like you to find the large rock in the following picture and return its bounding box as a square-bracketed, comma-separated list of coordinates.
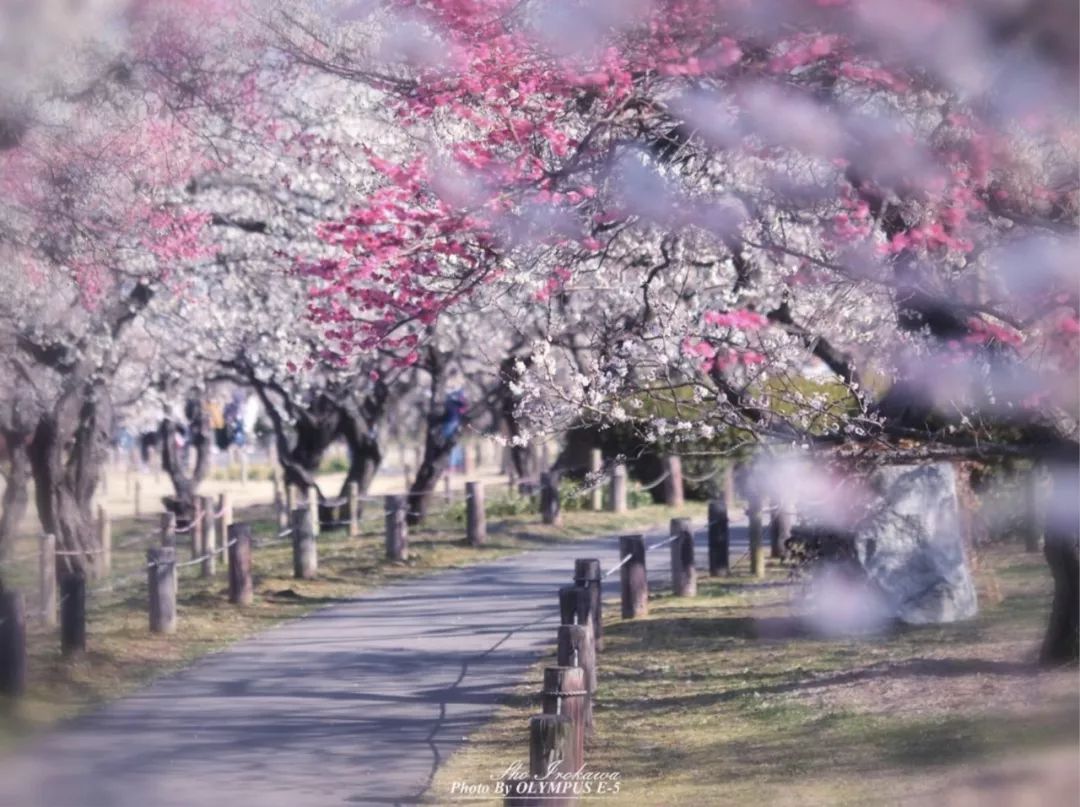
[855, 463, 978, 624]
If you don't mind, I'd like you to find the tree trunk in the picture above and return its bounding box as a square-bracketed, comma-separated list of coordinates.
[406, 351, 460, 526]
[338, 417, 381, 510]
[0, 433, 31, 562]
[283, 403, 339, 495]
[160, 403, 211, 524]
[27, 388, 108, 579]
[1041, 536, 1079, 665]
[498, 355, 536, 480]
[407, 444, 455, 526]
[1039, 464, 1079, 666]
[249, 380, 339, 500]
[336, 380, 388, 511]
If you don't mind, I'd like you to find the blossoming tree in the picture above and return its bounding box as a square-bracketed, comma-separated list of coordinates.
[287, 0, 1078, 659]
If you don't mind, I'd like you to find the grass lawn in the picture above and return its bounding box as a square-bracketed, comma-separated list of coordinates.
[0, 492, 704, 751]
[430, 544, 1079, 806]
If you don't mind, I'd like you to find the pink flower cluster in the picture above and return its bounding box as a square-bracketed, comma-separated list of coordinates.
[683, 338, 767, 373]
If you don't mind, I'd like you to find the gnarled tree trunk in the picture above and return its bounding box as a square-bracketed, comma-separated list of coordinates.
[498, 354, 535, 481]
[407, 351, 461, 526]
[27, 386, 109, 579]
[160, 401, 211, 525]
[336, 379, 389, 512]
[1040, 465, 1079, 666]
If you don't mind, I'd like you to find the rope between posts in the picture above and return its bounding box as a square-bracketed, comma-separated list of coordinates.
[646, 533, 680, 552]
[681, 467, 722, 484]
[541, 689, 589, 697]
[601, 519, 699, 578]
[602, 553, 633, 578]
[637, 469, 670, 491]
[565, 474, 611, 499]
[54, 548, 107, 557]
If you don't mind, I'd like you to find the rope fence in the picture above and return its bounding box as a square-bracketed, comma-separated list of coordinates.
[515, 485, 767, 784]
[0, 452, 729, 703]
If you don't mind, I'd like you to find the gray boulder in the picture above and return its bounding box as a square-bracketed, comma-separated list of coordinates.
[855, 463, 978, 624]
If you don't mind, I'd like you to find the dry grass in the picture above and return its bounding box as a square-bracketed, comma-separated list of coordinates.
[0, 494, 704, 750]
[429, 545, 1079, 806]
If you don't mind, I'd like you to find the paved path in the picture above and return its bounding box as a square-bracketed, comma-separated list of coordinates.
[0, 519, 748, 807]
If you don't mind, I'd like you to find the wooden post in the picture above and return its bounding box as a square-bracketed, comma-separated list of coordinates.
[191, 499, 204, 561]
[609, 464, 627, 513]
[403, 464, 412, 493]
[134, 480, 142, 518]
[573, 558, 603, 651]
[291, 507, 318, 579]
[708, 500, 729, 576]
[216, 492, 233, 571]
[670, 519, 697, 597]
[589, 449, 603, 511]
[306, 486, 320, 538]
[474, 442, 483, 470]
[528, 714, 574, 784]
[558, 585, 591, 628]
[556, 624, 596, 731]
[1024, 467, 1044, 553]
[443, 474, 452, 504]
[540, 666, 587, 774]
[227, 523, 254, 605]
[749, 495, 765, 579]
[147, 547, 177, 634]
[770, 505, 793, 559]
[160, 511, 176, 548]
[462, 442, 475, 476]
[96, 505, 112, 577]
[664, 456, 684, 507]
[619, 534, 647, 618]
[540, 471, 561, 526]
[240, 450, 249, 485]
[39, 533, 57, 627]
[465, 481, 486, 546]
[385, 495, 408, 561]
[59, 573, 87, 655]
[348, 482, 361, 539]
[0, 591, 27, 696]
[200, 495, 216, 578]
